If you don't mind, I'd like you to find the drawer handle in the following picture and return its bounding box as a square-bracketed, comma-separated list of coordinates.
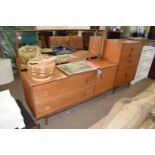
[130, 48, 134, 51]
[43, 91, 50, 97]
[129, 53, 132, 57]
[128, 60, 132, 63]
[85, 90, 91, 95]
[45, 105, 50, 111]
[87, 79, 92, 84]
[125, 73, 128, 77]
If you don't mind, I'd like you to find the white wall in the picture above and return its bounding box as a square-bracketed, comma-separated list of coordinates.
[36, 26, 90, 30]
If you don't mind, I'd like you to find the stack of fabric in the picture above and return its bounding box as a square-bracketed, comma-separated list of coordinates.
[0, 90, 25, 129]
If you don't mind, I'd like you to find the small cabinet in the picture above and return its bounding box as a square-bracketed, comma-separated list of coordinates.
[95, 66, 117, 95]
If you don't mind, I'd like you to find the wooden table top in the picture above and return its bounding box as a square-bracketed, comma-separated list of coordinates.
[20, 58, 118, 87]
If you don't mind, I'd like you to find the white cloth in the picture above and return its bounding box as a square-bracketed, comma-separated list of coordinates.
[0, 58, 14, 85]
[0, 90, 25, 129]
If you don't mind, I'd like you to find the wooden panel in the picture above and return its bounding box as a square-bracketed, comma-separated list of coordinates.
[89, 36, 102, 56]
[22, 78, 36, 116]
[95, 66, 117, 95]
[114, 67, 137, 87]
[102, 39, 122, 63]
[121, 43, 141, 58]
[69, 36, 83, 50]
[49, 36, 69, 48]
[118, 53, 141, 70]
[35, 85, 94, 118]
[33, 71, 96, 99]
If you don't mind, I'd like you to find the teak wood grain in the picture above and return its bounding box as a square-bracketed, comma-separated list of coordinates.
[103, 39, 142, 88]
[21, 59, 118, 119]
[89, 36, 102, 56]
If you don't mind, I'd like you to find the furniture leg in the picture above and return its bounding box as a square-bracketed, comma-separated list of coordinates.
[128, 82, 130, 88]
[113, 88, 116, 94]
[45, 117, 48, 126]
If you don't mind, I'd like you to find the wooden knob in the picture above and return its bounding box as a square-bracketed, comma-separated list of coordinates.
[129, 53, 132, 57]
[130, 48, 134, 51]
[45, 105, 50, 111]
[85, 90, 91, 95]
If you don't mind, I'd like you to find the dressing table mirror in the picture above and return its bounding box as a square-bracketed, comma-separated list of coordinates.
[15, 29, 106, 71]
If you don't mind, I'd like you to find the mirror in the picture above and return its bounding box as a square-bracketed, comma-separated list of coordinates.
[16, 29, 105, 70]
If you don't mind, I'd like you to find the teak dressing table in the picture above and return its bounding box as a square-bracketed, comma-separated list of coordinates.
[17, 30, 142, 125]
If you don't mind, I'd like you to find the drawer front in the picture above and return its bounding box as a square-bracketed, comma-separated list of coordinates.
[120, 43, 141, 60]
[122, 43, 141, 55]
[118, 53, 140, 70]
[33, 71, 96, 100]
[35, 85, 94, 118]
[115, 67, 137, 87]
[95, 66, 117, 95]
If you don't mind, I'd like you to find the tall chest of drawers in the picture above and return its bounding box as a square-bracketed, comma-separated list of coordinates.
[103, 39, 142, 88]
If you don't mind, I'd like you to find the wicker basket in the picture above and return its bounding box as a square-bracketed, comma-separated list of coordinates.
[18, 45, 41, 69]
[27, 55, 56, 81]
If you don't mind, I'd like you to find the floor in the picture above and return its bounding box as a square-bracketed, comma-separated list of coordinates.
[0, 74, 154, 129]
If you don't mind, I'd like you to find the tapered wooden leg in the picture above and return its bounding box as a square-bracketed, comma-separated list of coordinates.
[45, 117, 48, 126]
[128, 82, 130, 88]
[113, 88, 116, 94]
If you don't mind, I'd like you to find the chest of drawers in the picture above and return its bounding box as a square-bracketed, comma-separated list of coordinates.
[21, 60, 117, 119]
[103, 39, 142, 88]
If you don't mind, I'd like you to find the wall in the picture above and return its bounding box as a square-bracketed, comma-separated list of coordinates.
[36, 26, 90, 30]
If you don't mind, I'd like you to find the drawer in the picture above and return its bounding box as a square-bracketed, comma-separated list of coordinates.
[95, 66, 117, 95]
[35, 85, 94, 118]
[122, 43, 141, 55]
[118, 53, 140, 70]
[121, 44, 141, 60]
[115, 67, 137, 87]
[33, 71, 96, 100]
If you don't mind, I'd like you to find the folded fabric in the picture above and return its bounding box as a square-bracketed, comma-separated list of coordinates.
[105, 95, 155, 129]
[0, 90, 25, 129]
